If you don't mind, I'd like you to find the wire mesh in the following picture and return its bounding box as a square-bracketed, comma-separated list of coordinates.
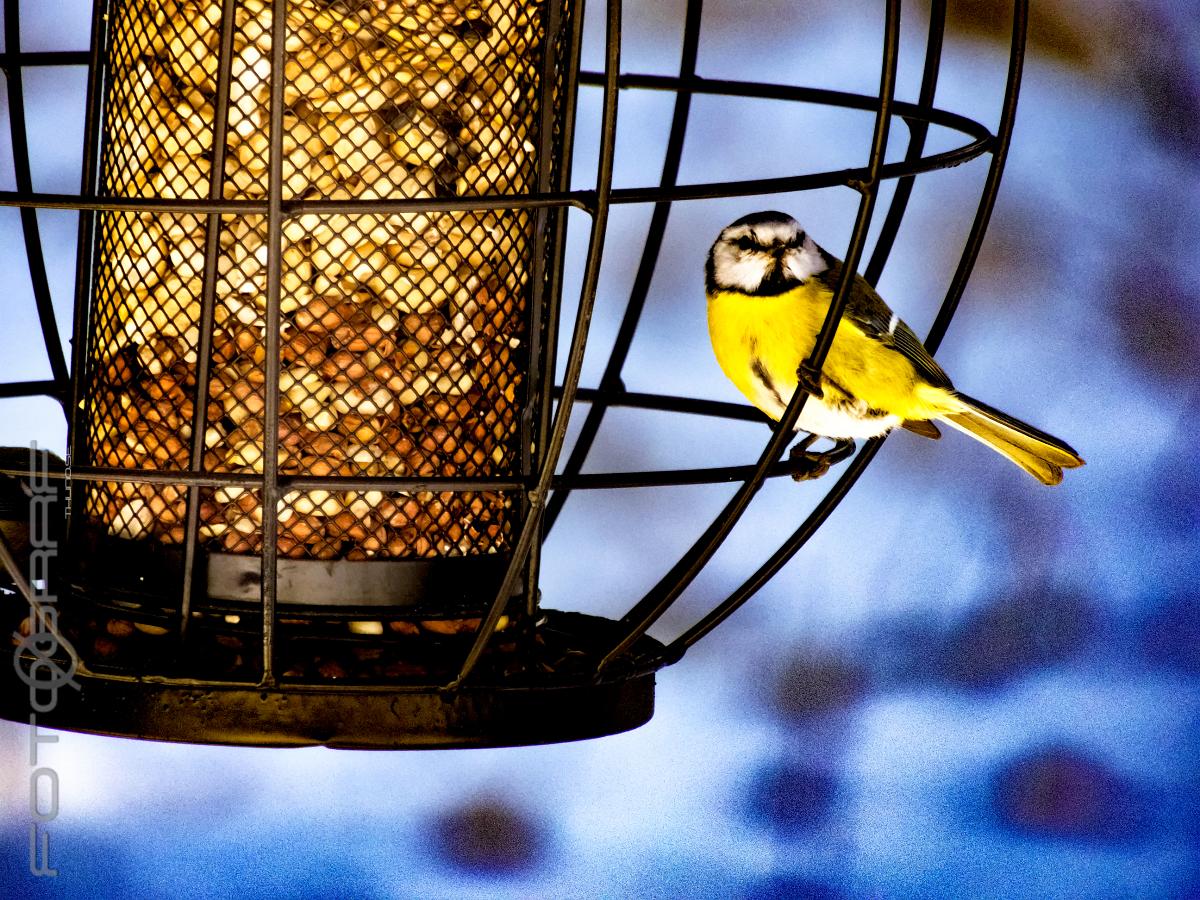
[81, 0, 555, 567]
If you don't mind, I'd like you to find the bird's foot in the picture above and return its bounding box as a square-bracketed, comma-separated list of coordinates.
[795, 362, 825, 400]
[788, 435, 856, 482]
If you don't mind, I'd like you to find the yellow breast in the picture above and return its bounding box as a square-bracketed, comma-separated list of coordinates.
[707, 287, 817, 416]
[706, 284, 936, 422]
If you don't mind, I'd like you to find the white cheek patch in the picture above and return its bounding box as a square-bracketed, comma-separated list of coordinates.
[782, 236, 827, 283]
[713, 242, 770, 292]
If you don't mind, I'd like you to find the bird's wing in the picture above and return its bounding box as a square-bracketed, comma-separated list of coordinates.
[878, 317, 953, 390]
[821, 260, 953, 389]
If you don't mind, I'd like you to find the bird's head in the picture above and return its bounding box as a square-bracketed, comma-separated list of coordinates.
[705, 211, 827, 296]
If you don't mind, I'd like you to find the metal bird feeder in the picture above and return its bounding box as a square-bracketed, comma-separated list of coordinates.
[0, 0, 1027, 747]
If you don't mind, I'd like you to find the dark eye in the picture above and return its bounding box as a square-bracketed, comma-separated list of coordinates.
[734, 236, 757, 252]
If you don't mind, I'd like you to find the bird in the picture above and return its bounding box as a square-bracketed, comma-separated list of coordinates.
[705, 211, 1084, 485]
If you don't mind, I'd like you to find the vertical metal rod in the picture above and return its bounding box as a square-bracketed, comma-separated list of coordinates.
[522, 0, 571, 615]
[526, 0, 587, 616]
[2, 0, 72, 397]
[863, 0, 945, 287]
[595, 0, 903, 675]
[258, 0, 289, 687]
[67, 0, 110, 529]
[536, 0, 588, 473]
[446, 0, 623, 690]
[179, 0, 240, 635]
[524, 0, 566, 483]
[925, 0, 1026, 355]
[665, 0, 1026, 660]
[543, 0, 704, 534]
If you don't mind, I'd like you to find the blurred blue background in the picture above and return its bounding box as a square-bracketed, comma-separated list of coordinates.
[2, 0, 1198, 897]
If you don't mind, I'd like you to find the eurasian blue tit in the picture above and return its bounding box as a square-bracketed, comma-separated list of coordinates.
[705, 211, 1084, 484]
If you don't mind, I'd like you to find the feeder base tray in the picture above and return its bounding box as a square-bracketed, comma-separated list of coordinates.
[3, 603, 663, 748]
[1, 669, 656, 750]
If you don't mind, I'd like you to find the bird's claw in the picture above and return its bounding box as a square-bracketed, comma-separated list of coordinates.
[795, 362, 825, 400]
[788, 436, 855, 482]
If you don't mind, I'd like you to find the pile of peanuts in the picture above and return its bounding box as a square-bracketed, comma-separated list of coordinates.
[86, 0, 547, 560]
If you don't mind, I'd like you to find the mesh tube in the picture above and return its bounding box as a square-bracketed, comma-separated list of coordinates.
[84, 0, 558, 564]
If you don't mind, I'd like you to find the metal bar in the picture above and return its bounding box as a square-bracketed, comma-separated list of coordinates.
[285, 192, 594, 214]
[0, 191, 587, 213]
[568, 386, 767, 422]
[179, 0, 240, 636]
[0, 459, 839, 493]
[544, 0, 704, 534]
[0, 379, 60, 398]
[595, 0, 904, 675]
[278, 475, 524, 491]
[257, 0, 289, 687]
[520, 0, 576, 618]
[0, 466, 526, 491]
[553, 457, 825, 491]
[6, 669, 647, 696]
[925, 0, 1027, 354]
[0, 458, 834, 493]
[0, 467, 248, 487]
[0, 50, 90, 68]
[446, 0, 624, 691]
[67, 0, 110, 529]
[0, 193, 272, 212]
[578, 72, 992, 140]
[606, 139, 988, 205]
[863, 0, 945, 286]
[3, 0, 72, 398]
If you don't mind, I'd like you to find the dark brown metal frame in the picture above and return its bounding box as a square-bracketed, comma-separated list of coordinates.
[0, 0, 1028, 746]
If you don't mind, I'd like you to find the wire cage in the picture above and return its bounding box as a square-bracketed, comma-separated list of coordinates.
[0, 0, 1027, 748]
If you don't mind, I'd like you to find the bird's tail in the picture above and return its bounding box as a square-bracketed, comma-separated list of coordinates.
[938, 392, 1084, 486]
